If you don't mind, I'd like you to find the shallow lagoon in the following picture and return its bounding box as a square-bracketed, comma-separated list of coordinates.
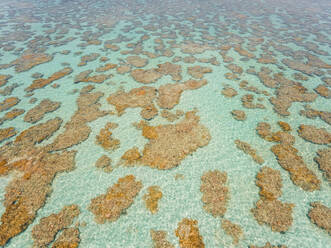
[0, 0, 330, 247]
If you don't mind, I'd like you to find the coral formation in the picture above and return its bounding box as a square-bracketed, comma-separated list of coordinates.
[51, 227, 81, 248]
[150, 230, 174, 248]
[88, 175, 142, 223]
[298, 124, 331, 145]
[96, 122, 120, 151]
[308, 202, 331, 235]
[231, 110, 246, 121]
[24, 99, 61, 123]
[175, 218, 205, 248]
[200, 170, 229, 217]
[221, 219, 244, 245]
[234, 140, 264, 165]
[143, 186, 163, 214]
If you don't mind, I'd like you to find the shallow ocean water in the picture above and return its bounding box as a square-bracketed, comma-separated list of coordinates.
[0, 0, 330, 247]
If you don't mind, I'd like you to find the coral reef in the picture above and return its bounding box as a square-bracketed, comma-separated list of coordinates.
[0, 97, 20, 112]
[298, 124, 331, 145]
[143, 186, 163, 214]
[156, 62, 182, 81]
[25, 67, 73, 92]
[234, 140, 264, 165]
[96, 122, 120, 151]
[175, 218, 205, 248]
[300, 105, 331, 125]
[88, 175, 142, 223]
[200, 170, 229, 217]
[231, 110, 246, 121]
[150, 230, 174, 248]
[314, 148, 331, 183]
[308, 202, 331, 235]
[31, 204, 80, 247]
[51, 227, 80, 248]
[221, 87, 238, 98]
[127, 56, 148, 67]
[131, 68, 162, 84]
[95, 155, 113, 172]
[221, 219, 244, 244]
[187, 66, 212, 79]
[314, 85, 331, 99]
[249, 243, 287, 248]
[0, 108, 25, 124]
[24, 99, 61, 123]
[0, 127, 16, 143]
[10, 52, 53, 72]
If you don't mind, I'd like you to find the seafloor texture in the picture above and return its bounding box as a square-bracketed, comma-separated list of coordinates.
[0, 0, 330, 247]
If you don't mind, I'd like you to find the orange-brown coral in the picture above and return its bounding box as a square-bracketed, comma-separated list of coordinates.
[231, 110, 246, 121]
[78, 53, 100, 66]
[251, 199, 294, 233]
[96, 122, 120, 151]
[200, 170, 229, 217]
[150, 230, 174, 248]
[161, 109, 184, 122]
[121, 147, 141, 165]
[88, 175, 142, 223]
[10, 52, 53, 72]
[241, 94, 265, 109]
[51, 227, 80, 248]
[127, 56, 148, 67]
[314, 85, 331, 99]
[308, 202, 331, 235]
[95, 63, 117, 72]
[25, 67, 73, 92]
[256, 122, 295, 145]
[221, 87, 238, 98]
[95, 155, 112, 172]
[157, 79, 207, 109]
[31, 204, 80, 247]
[24, 99, 61, 123]
[221, 219, 244, 245]
[0, 127, 17, 143]
[0, 97, 20, 112]
[175, 218, 205, 248]
[256, 167, 282, 201]
[139, 111, 211, 169]
[49, 91, 107, 151]
[143, 186, 163, 214]
[131, 68, 162, 84]
[107, 86, 158, 119]
[0, 74, 11, 87]
[187, 66, 212, 79]
[314, 148, 331, 183]
[270, 84, 317, 116]
[156, 62, 182, 81]
[234, 140, 264, 165]
[0, 150, 77, 246]
[300, 105, 331, 125]
[271, 144, 320, 191]
[0, 109, 25, 124]
[298, 124, 331, 145]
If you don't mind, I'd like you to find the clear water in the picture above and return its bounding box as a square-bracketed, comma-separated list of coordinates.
[0, 0, 330, 247]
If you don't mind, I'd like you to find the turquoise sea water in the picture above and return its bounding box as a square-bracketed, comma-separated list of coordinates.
[0, 0, 330, 247]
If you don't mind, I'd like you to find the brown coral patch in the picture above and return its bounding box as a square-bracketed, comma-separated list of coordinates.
[298, 124, 331, 145]
[150, 230, 174, 248]
[314, 148, 331, 183]
[308, 202, 331, 235]
[187, 66, 212, 79]
[226, 64, 243, 74]
[49, 91, 107, 151]
[0, 150, 77, 246]
[156, 62, 182, 81]
[251, 199, 294, 232]
[88, 175, 142, 223]
[121, 147, 141, 165]
[157, 79, 207, 109]
[249, 242, 287, 248]
[0, 108, 25, 124]
[126, 56, 148, 68]
[10, 52, 53, 72]
[0, 74, 11, 87]
[256, 167, 282, 201]
[221, 219, 244, 245]
[300, 105, 331, 125]
[314, 85, 331, 99]
[95, 155, 112, 172]
[24, 99, 61, 123]
[25, 67, 73, 92]
[271, 144, 320, 191]
[140, 111, 211, 170]
[161, 110, 184, 122]
[0, 97, 20, 112]
[51, 227, 80, 248]
[175, 218, 205, 248]
[231, 110, 246, 121]
[0, 127, 17, 143]
[270, 84, 317, 116]
[96, 122, 120, 151]
[78, 53, 100, 66]
[200, 170, 228, 217]
[31, 205, 80, 247]
[221, 87, 238, 98]
[241, 94, 265, 109]
[95, 63, 117, 72]
[107, 86, 157, 119]
[234, 140, 264, 165]
[117, 65, 131, 74]
[131, 69, 162, 84]
[143, 186, 163, 214]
